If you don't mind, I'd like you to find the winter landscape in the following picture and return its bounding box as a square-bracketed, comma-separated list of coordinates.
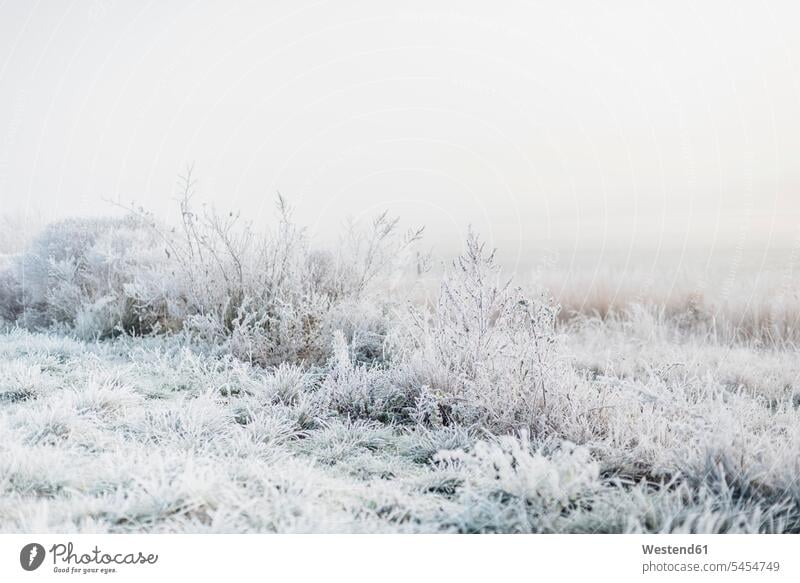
[1, 192, 799, 534]
[3, 1, 800, 543]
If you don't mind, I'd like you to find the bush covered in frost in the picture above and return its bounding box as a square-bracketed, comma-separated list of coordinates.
[388, 231, 564, 433]
[7, 216, 171, 339]
[0, 179, 422, 365]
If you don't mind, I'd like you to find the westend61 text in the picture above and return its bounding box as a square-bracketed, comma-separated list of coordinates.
[642, 544, 708, 555]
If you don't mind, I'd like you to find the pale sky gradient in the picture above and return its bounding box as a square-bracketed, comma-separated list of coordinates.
[1, 0, 800, 271]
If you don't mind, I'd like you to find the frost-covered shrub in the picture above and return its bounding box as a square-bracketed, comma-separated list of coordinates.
[303, 231, 577, 434]
[144, 181, 421, 367]
[0, 267, 21, 325]
[322, 299, 392, 364]
[1, 181, 421, 357]
[9, 216, 172, 338]
[390, 231, 564, 433]
[316, 331, 412, 423]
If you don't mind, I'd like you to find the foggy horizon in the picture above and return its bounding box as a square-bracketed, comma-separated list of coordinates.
[2, 0, 800, 271]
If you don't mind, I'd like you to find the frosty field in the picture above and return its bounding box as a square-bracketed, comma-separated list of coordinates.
[1, 207, 799, 533]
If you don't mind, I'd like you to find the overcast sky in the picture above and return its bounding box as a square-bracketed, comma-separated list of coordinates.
[1, 0, 799, 269]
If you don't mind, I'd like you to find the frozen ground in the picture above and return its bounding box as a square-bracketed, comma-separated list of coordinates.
[1, 318, 798, 533]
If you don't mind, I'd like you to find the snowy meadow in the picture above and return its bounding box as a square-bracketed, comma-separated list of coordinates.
[1, 196, 799, 534]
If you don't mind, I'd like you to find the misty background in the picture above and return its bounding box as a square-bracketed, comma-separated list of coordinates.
[1, 0, 799, 276]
